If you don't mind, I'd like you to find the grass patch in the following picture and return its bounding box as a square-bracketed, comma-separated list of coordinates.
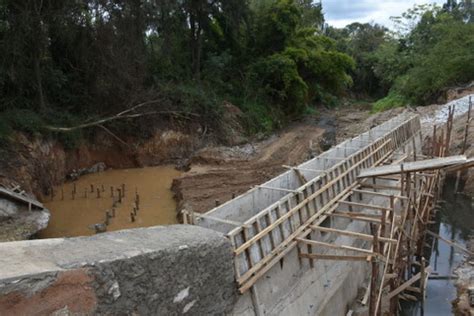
[371, 92, 407, 113]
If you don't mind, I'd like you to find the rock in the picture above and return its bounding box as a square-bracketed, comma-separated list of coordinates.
[0, 208, 50, 242]
[0, 199, 18, 221]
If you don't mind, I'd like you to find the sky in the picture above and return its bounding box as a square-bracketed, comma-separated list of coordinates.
[323, 0, 446, 28]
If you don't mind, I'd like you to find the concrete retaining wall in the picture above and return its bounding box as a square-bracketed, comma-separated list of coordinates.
[0, 225, 238, 315]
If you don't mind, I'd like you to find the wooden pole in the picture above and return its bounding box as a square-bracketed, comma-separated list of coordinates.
[420, 257, 426, 316]
[121, 183, 125, 197]
[455, 98, 472, 192]
[97, 188, 100, 198]
[90, 184, 94, 193]
[117, 188, 122, 203]
[369, 223, 379, 316]
[110, 186, 114, 197]
[130, 212, 135, 222]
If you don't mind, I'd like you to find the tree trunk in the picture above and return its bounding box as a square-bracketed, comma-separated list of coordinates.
[34, 53, 45, 112]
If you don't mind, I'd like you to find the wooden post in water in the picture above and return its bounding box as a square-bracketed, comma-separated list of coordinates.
[121, 183, 125, 197]
[117, 188, 122, 203]
[130, 212, 135, 222]
[455, 97, 472, 192]
[97, 188, 100, 198]
[110, 186, 114, 197]
[420, 257, 426, 316]
[101, 184, 105, 192]
[90, 184, 94, 193]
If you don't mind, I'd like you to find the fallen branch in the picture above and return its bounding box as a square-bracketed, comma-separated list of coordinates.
[44, 100, 199, 132]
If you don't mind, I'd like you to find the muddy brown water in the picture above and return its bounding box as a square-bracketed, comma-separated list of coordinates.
[39, 166, 181, 238]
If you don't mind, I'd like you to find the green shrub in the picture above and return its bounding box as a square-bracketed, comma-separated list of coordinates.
[240, 100, 280, 135]
[371, 92, 407, 113]
[2, 109, 44, 135]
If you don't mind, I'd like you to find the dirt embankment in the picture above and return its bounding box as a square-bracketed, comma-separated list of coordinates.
[172, 117, 327, 213]
[171, 103, 405, 214]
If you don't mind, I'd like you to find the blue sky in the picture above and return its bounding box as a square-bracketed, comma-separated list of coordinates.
[322, 0, 446, 28]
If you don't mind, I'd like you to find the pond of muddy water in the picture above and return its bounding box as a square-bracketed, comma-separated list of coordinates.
[39, 166, 181, 238]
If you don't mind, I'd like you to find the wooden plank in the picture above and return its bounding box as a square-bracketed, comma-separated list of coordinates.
[257, 185, 297, 193]
[296, 238, 375, 255]
[194, 213, 243, 227]
[358, 155, 467, 178]
[444, 158, 474, 173]
[310, 226, 397, 244]
[338, 200, 393, 211]
[387, 267, 432, 299]
[328, 212, 383, 224]
[352, 189, 408, 200]
[0, 187, 43, 209]
[299, 253, 369, 261]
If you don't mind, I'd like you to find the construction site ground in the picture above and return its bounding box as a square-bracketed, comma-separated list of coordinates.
[172, 105, 406, 214]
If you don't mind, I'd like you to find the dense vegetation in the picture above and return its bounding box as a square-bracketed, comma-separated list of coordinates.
[326, 1, 474, 110]
[0, 0, 473, 145]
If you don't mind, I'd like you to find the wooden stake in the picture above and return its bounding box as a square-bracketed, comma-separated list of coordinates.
[130, 212, 135, 222]
[117, 188, 122, 203]
[369, 223, 379, 316]
[97, 188, 100, 198]
[110, 186, 114, 197]
[90, 184, 94, 193]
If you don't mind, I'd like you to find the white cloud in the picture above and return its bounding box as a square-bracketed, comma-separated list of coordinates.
[323, 0, 446, 28]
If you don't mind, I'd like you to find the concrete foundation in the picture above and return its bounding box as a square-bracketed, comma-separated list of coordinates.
[0, 225, 237, 315]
